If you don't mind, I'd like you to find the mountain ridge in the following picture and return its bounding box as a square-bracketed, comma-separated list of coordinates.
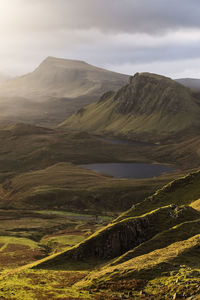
[60, 72, 200, 141]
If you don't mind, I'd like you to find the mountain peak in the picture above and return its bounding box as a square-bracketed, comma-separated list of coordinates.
[0, 57, 128, 101]
[114, 72, 194, 115]
[38, 56, 89, 70]
[129, 72, 171, 84]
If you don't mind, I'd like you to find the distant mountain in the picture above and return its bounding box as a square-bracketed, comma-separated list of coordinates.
[60, 72, 200, 141]
[0, 57, 128, 127]
[0, 56, 128, 100]
[176, 78, 200, 92]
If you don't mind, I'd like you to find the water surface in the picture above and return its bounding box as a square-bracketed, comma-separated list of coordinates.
[99, 137, 156, 146]
[81, 162, 173, 179]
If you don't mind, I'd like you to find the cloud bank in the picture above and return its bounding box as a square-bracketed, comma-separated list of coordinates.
[0, 0, 200, 78]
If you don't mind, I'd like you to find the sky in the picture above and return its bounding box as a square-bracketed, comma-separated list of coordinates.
[0, 0, 200, 78]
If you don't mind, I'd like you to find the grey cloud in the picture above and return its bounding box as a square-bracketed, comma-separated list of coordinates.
[3, 0, 200, 35]
[10, 0, 200, 34]
[1, 0, 200, 78]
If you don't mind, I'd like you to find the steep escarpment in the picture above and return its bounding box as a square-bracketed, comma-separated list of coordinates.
[33, 204, 199, 269]
[114, 73, 197, 115]
[61, 72, 200, 141]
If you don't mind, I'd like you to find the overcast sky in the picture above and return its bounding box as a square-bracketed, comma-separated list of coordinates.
[0, 0, 200, 78]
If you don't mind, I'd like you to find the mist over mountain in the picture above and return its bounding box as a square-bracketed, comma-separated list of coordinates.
[0, 57, 128, 126]
[0, 73, 10, 83]
[61, 72, 200, 141]
[0, 56, 128, 100]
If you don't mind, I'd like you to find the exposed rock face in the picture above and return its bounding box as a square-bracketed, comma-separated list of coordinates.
[42, 217, 151, 265]
[113, 72, 194, 115]
[34, 204, 200, 269]
[71, 217, 150, 260]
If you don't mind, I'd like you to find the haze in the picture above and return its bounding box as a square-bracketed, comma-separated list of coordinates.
[0, 0, 200, 78]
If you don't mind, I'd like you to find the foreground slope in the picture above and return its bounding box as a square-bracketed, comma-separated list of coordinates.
[32, 170, 200, 299]
[31, 170, 200, 269]
[61, 72, 200, 141]
[1, 170, 200, 299]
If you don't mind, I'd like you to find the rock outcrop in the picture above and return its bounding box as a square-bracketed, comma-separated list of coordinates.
[34, 205, 200, 269]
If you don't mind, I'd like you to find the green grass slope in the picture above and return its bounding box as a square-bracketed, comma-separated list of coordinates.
[60, 72, 200, 142]
[111, 219, 200, 266]
[115, 169, 200, 222]
[78, 234, 200, 290]
[1, 171, 200, 299]
[30, 204, 200, 270]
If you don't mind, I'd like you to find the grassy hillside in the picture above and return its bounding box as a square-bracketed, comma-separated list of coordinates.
[0, 166, 200, 299]
[0, 123, 198, 298]
[0, 169, 200, 299]
[22, 171, 199, 271]
[115, 170, 200, 222]
[60, 72, 200, 142]
[31, 204, 200, 270]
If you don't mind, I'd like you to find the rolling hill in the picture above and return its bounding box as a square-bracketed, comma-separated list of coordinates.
[61, 72, 200, 142]
[0, 57, 128, 127]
